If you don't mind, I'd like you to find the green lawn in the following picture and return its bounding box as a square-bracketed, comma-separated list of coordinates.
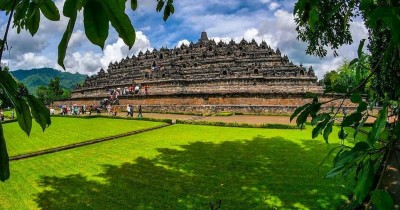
[3, 117, 165, 156]
[0, 123, 354, 209]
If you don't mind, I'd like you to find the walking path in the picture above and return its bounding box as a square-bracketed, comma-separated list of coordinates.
[101, 112, 295, 125]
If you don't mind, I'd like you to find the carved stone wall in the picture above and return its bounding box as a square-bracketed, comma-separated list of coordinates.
[64, 32, 327, 114]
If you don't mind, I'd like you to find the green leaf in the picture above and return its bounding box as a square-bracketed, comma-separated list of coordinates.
[40, 0, 60, 21]
[354, 115, 368, 139]
[358, 39, 366, 58]
[371, 190, 394, 210]
[342, 112, 362, 127]
[357, 101, 368, 113]
[349, 58, 359, 66]
[309, 101, 321, 118]
[367, 105, 387, 146]
[290, 103, 310, 122]
[26, 95, 51, 132]
[311, 113, 329, 125]
[0, 123, 10, 182]
[318, 145, 342, 169]
[325, 164, 346, 178]
[100, 0, 136, 49]
[338, 127, 348, 140]
[63, 0, 83, 18]
[0, 0, 14, 11]
[58, 17, 76, 69]
[351, 142, 370, 152]
[26, 2, 41, 36]
[83, 0, 109, 49]
[131, 0, 138, 11]
[350, 92, 362, 103]
[0, 71, 20, 109]
[296, 106, 311, 127]
[312, 119, 329, 139]
[14, 0, 30, 22]
[308, 6, 318, 32]
[163, 1, 174, 21]
[323, 121, 334, 143]
[156, 0, 164, 12]
[15, 96, 33, 136]
[353, 159, 374, 203]
[168, 1, 174, 14]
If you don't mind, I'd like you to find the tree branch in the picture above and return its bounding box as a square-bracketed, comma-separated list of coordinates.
[0, 0, 18, 70]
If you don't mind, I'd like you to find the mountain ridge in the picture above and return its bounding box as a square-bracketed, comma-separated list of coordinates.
[10, 67, 87, 94]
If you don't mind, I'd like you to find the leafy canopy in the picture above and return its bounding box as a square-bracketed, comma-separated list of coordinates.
[293, 0, 400, 208]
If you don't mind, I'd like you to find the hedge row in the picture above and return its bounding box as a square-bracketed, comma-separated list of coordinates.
[175, 119, 299, 129]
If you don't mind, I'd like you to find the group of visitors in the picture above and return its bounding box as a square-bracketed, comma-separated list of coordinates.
[109, 83, 150, 99]
[60, 105, 88, 115]
[106, 104, 119, 116]
[50, 101, 145, 118]
[125, 104, 143, 118]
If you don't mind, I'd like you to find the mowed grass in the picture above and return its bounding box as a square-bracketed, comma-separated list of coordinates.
[0, 123, 354, 209]
[3, 117, 165, 156]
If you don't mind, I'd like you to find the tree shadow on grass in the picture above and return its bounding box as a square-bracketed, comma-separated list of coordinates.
[34, 136, 352, 209]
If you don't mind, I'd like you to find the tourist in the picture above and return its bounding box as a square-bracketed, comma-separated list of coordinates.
[137, 105, 143, 118]
[129, 104, 134, 117]
[126, 104, 131, 117]
[82, 104, 86, 114]
[107, 104, 112, 115]
[11, 110, 14, 119]
[113, 106, 118, 116]
[134, 85, 140, 94]
[89, 105, 93, 115]
[74, 106, 79, 115]
[67, 106, 71, 115]
[50, 107, 55, 115]
[144, 84, 149, 95]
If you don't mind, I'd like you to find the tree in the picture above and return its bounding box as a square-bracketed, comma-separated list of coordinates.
[36, 77, 71, 105]
[293, 0, 399, 208]
[0, 0, 175, 181]
[322, 55, 371, 94]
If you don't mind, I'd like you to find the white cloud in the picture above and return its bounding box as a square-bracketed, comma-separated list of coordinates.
[14, 53, 52, 69]
[59, 52, 102, 75]
[100, 31, 152, 70]
[68, 30, 86, 48]
[269, 2, 280, 10]
[176, 39, 190, 47]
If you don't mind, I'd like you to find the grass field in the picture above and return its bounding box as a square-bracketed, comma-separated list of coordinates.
[3, 117, 165, 156]
[0, 119, 354, 209]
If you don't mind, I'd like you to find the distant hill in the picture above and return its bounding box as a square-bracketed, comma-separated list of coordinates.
[10, 68, 87, 95]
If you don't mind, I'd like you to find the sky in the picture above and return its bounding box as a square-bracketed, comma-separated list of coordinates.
[0, 0, 369, 79]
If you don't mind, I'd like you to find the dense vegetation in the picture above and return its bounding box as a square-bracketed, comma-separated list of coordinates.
[321, 55, 371, 94]
[294, 0, 400, 208]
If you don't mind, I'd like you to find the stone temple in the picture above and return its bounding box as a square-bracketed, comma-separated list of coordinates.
[66, 32, 326, 114]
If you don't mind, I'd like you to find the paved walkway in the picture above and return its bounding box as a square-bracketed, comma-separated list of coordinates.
[101, 112, 295, 125]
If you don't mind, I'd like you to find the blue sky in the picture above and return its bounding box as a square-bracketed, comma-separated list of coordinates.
[0, 0, 368, 79]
